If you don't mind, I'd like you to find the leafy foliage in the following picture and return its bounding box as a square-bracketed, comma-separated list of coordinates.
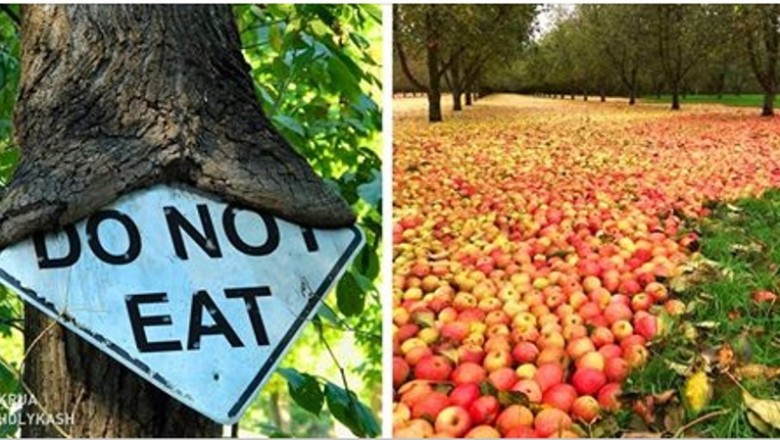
[235, 5, 382, 436]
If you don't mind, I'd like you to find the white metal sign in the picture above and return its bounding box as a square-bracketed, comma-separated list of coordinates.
[0, 184, 364, 424]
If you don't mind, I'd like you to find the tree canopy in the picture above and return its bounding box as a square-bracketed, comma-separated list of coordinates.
[394, 4, 780, 118]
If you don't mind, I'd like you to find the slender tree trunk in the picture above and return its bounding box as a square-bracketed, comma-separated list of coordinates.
[671, 82, 681, 110]
[570, 93, 575, 100]
[10, 4, 352, 437]
[465, 90, 473, 106]
[600, 88, 606, 102]
[628, 68, 638, 105]
[451, 55, 462, 111]
[762, 90, 775, 116]
[583, 90, 588, 101]
[425, 11, 442, 122]
[452, 92, 462, 111]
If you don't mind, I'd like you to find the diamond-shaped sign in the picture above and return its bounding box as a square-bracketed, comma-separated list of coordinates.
[0, 184, 364, 424]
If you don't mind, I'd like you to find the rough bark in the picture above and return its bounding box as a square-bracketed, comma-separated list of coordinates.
[23, 304, 222, 437]
[425, 10, 442, 122]
[0, 5, 354, 249]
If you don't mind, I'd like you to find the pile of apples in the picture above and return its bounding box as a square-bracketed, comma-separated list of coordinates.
[392, 97, 780, 438]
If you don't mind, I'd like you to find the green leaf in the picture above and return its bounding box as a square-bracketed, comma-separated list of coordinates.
[317, 304, 340, 325]
[498, 390, 530, 407]
[357, 169, 381, 207]
[278, 368, 324, 416]
[336, 271, 365, 317]
[272, 114, 306, 138]
[324, 382, 380, 438]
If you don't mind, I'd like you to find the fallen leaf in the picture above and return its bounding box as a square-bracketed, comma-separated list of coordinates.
[683, 371, 712, 415]
[752, 290, 777, 304]
[622, 432, 663, 438]
[744, 390, 780, 431]
[737, 364, 780, 380]
[652, 389, 677, 405]
[663, 404, 685, 432]
[717, 344, 735, 370]
[747, 411, 774, 435]
[665, 359, 691, 375]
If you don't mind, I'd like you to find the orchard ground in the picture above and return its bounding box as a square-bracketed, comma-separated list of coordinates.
[392, 94, 780, 438]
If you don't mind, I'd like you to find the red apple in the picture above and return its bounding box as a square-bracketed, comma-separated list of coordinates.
[598, 343, 623, 360]
[483, 349, 513, 372]
[512, 341, 540, 364]
[591, 326, 615, 347]
[503, 426, 538, 438]
[604, 303, 633, 325]
[572, 395, 601, 423]
[412, 391, 449, 420]
[572, 367, 607, 395]
[441, 321, 470, 342]
[597, 383, 622, 411]
[415, 355, 452, 381]
[535, 363, 564, 392]
[634, 314, 658, 340]
[435, 405, 472, 438]
[611, 320, 633, 341]
[451, 362, 486, 385]
[566, 336, 595, 360]
[631, 293, 653, 312]
[394, 357, 410, 388]
[496, 404, 534, 434]
[488, 367, 518, 391]
[577, 351, 606, 371]
[459, 344, 486, 364]
[542, 383, 578, 412]
[464, 425, 501, 438]
[604, 357, 630, 382]
[469, 395, 500, 425]
[623, 343, 649, 368]
[449, 383, 481, 409]
[534, 408, 573, 437]
[512, 379, 542, 403]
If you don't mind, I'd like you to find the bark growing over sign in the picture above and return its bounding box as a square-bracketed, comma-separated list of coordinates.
[4, 5, 357, 437]
[0, 4, 354, 249]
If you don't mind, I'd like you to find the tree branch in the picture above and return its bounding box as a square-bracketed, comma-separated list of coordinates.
[0, 5, 19, 26]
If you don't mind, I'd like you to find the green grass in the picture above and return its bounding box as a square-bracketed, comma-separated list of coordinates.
[643, 94, 776, 108]
[623, 189, 780, 438]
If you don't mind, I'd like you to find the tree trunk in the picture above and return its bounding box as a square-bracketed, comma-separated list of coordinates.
[465, 91, 473, 106]
[762, 91, 775, 117]
[451, 54, 462, 112]
[583, 90, 588, 101]
[425, 11, 442, 122]
[671, 82, 681, 110]
[0, 5, 353, 249]
[7, 4, 357, 437]
[452, 92, 462, 111]
[628, 68, 637, 105]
